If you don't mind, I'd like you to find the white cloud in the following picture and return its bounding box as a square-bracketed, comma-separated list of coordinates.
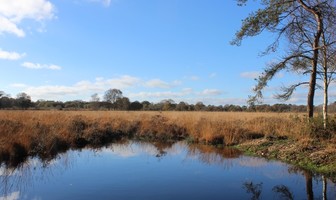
[9, 75, 228, 104]
[199, 89, 223, 96]
[105, 75, 141, 88]
[0, 0, 55, 37]
[22, 62, 62, 70]
[129, 88, 224, 103]
[0, 0, 55, 22]
[240, 71, 260, 79]
[144, 79, 180, 89]
[95, 77, 104, 81]
[87, 0, 112, 7]
[10, 83, 28, 88]
[129, 91, 186, 99]
[0, 16, 25, 37]
[182, 88, 193, 94]
[0, 49, 25, 60]
[48, 64, 62, 70]
[18, 75, 140, 100]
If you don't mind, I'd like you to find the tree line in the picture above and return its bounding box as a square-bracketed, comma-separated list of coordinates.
[2, 89, 336, 113]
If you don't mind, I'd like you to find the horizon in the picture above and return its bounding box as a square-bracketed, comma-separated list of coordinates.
[1, 0, 333, 106]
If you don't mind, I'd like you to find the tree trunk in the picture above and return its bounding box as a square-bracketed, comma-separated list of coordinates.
[322, 30, 329, 130]
[323, 46, 328, 129]
[307, 65, 317, 118]
[323, 79, 328, 129]
[298, 0, 323, 119]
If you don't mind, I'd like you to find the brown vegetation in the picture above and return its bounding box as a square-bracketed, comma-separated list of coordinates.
[0, 111, 335, 173]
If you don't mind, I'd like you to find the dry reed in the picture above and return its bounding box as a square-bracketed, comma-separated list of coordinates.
[0, 110, 321, 166]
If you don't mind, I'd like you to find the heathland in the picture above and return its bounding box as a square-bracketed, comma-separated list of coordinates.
[0, 111, 335, 177]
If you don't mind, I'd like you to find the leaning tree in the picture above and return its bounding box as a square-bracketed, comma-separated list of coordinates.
[232, 0, 336, 118]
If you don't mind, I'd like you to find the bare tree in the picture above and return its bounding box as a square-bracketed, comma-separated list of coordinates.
[233, 0, 336, 118]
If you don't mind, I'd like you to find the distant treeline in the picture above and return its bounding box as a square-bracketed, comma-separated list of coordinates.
[1, 90, 335, 113]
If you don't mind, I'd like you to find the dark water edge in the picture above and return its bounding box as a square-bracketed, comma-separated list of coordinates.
[0, 140, 335, 200]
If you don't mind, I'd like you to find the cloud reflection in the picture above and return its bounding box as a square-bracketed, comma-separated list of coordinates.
[0, 191, 19, 200]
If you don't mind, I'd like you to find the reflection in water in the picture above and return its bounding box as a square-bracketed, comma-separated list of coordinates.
[272, 185, 294, 200]
[106, 140, 174, 158]
[243, 182, 262, 200]
[288, 166, 332, 200]
[243, 179, 330, 200]
[304, 171, 314, 200]
[187, 144, 241, 160]
[0, 191, 20, 200]
[323, 175, 327, 200]
[0, 140, 335, 200]
[0, 152, 74, 200]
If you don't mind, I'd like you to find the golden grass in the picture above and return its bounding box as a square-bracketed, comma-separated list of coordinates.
[0, 110, 321, 166]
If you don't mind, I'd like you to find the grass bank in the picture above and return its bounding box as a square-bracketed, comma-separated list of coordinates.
[0, 111, 335, 176]
[236, 138, 336, 177]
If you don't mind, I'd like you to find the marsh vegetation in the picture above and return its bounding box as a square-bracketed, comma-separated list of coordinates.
[0, 111, 335, 175]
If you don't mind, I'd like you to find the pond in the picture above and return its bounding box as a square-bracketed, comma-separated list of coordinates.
[0, 140, 335, 200]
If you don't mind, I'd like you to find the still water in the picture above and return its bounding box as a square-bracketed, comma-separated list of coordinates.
[0, 141, 335, 200]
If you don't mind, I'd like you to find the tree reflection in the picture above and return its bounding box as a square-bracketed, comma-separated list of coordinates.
[0, 151, 73, 199]
[242, 171, 332, 200]
[304, 171, 314, 200]
[186, 144, 241, 168]
[272, 185, 294, 200]
[1, 161, 34, 199]
[322, 175, 328, 200]
[151, 141, 173, 158]
[288, 166, 335, 200]
[243, 181, 262, 200]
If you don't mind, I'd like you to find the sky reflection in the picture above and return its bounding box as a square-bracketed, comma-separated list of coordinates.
[0, 141, 335, 200]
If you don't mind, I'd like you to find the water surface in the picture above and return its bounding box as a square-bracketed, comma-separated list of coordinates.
[1, 141, 335, 200]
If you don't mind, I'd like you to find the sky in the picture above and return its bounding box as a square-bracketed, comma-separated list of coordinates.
[0, 0, 331, 105]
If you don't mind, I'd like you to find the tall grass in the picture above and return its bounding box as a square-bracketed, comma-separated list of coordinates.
[0, 110, 331, 166]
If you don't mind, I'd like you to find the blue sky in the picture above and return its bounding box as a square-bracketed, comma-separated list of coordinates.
[0, 0, 326, 105]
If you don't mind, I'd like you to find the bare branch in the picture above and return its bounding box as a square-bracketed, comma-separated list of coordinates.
[275, 82, 309, 101]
